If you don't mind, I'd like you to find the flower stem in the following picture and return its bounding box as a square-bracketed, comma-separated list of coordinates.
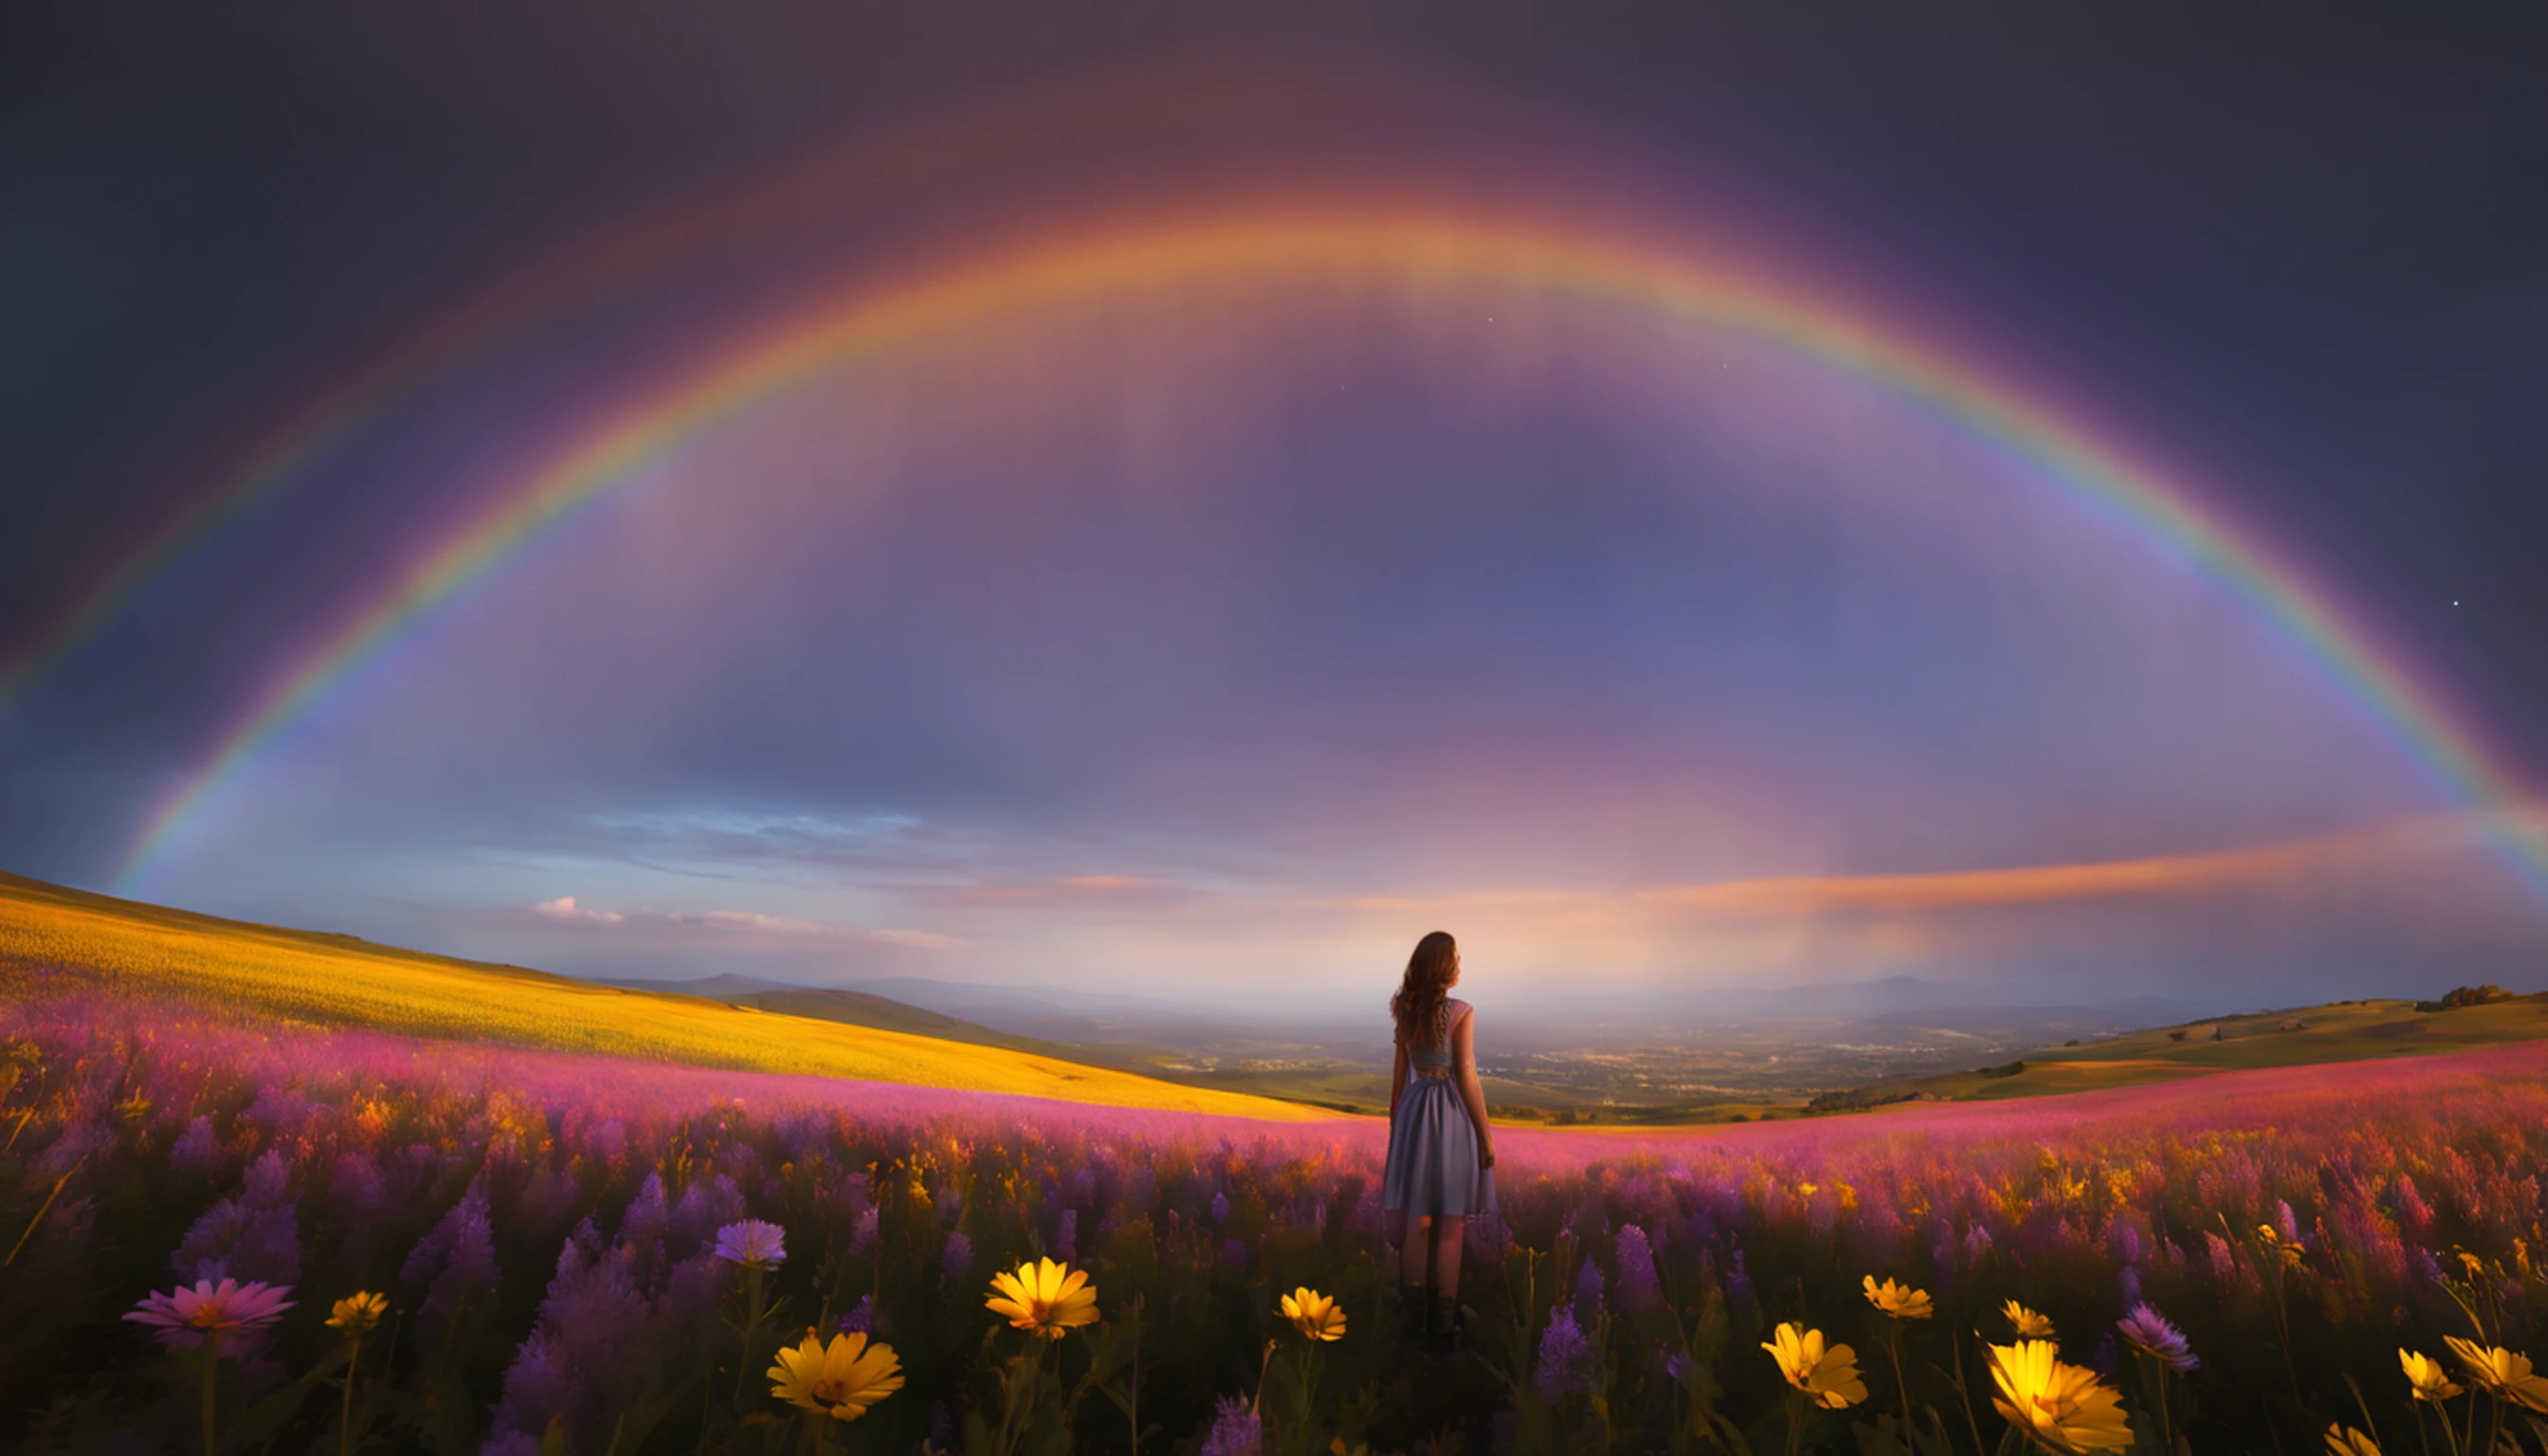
[201, 1328, 222, 1456]
[733, 1266, 767, 1410]
[1950, 1332, 1990, 1456]
[1885, 1326, 1912, 1431]
[339, 1332, 362, 1456]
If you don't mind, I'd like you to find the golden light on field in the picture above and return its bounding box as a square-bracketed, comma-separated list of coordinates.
[0, 873, 1326, 1119]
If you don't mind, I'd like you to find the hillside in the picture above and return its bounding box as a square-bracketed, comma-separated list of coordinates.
[1815, 992, 2548, 1110]
[0, 872, 1325, 1119]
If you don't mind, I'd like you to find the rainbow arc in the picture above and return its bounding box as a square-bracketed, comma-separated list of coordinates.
[105, 203, 2545, 901]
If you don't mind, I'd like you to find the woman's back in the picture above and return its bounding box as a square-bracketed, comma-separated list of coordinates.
[1403, 997, 1469, 1075]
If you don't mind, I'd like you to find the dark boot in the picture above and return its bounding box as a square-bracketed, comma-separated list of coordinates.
[1427, 1293, 1461, 1352]
[1398, 1284, 1429, 1343]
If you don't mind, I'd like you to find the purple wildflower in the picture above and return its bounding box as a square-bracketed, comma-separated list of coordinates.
[170, 1116, 217, 1175]
[1614, 1224, 1662, 1316]
[1725, 1247, 1754, 1308]
[942, 1231, 974, 1284]
[1535, 1304, 1597, 1402]
[172, 1149, 300, 1285]
[1197, 1394, 1260, 1456]
[126, 1279, 294, 1350]
[849, 1206, 879, 1257]
[2117, 1303, 2198, 1372]
[619, 1173, 671, 1252]
[486, 1224, 650, 1450]
[583, 1119, 627, 1161]
[711, 1219, 786, 1269]
[1574, 1256, 1606, 1325]
[1210, 1192, 1230, 1227]
[1056, 1209, 1078, 1262]
[402, 1186, 500, 1319]
[2204, 1232, 2236, 1281]
[839, 1295, 876, 1335]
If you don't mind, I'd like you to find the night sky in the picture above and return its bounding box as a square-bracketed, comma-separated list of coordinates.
[4, 3, 2544, 1009]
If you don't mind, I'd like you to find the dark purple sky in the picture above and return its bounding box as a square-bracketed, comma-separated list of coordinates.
[2, 2, 2543, 1008]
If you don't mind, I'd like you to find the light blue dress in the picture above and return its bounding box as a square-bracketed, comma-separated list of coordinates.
[1382, 998, 1497, 1225]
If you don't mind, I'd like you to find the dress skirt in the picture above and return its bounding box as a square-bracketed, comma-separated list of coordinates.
[1381, 1075, 1497, 1233]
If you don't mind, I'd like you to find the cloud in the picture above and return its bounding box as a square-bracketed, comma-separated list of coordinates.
[522, 898, 960, 950]
[1641, 812, 2523, 918]
[532, 895, 624, 923]
[865, 927, 968, 951]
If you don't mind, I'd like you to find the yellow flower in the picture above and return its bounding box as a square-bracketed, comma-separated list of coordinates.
[987, 1257, 1100, 1339]
[769, 1330, 903, 1421]
[1761, 1321, 1866, 1410]
[325, 1291, 390, 1335]
[2445, 1338, 2548, 1413]
[2323, 1425, 2380, 1456]
[2400, 1348, 2462, 1403]
[1986, 1340, 2133, 1453]
[1281, 1287, 1346, 1342]
[1863, 1276, 1934, 1320]
[2002, 1301, 2056, 1338]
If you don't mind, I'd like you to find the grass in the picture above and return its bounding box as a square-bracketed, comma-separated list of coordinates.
[0, 871, 1328, 1119]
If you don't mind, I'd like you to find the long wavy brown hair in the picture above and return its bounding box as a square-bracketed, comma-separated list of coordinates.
[1389, 931, 1460, 1049]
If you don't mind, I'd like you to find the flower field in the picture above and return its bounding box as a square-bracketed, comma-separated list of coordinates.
[0, 872, 1319, 1119]
[9, 988, 2548, 1454]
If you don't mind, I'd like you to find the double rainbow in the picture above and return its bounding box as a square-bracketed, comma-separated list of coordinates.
[111, 204, 2545, 898]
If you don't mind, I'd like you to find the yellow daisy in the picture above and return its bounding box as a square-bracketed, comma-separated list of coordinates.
[2001, 1301, 2056, 1338]
[1281, 1287, 1346, 1342]
[1761, 1321, 1866, 1410]
[326, 1291, 390, 1335]
[2445, 1338, 2548, 1413]
[2323, 1425, 2380, 1456]
[1863, 1275, 1934, 1320]
[1986, 1339, 2132, 1453]
[2400, 1348, 2462, 1403]
[768, 1330, 903, 1422]
[987, 1257, 1100, 1339]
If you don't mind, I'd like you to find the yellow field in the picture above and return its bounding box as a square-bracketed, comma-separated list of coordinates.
[0, 872, 1328, 1119]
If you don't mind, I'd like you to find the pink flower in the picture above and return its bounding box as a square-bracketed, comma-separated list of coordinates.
[125, 1279, 295, 1349]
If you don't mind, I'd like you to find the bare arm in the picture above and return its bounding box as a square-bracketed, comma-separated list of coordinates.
[1389, 1038, 1409, 1118]
[1452, 1010, 1494, 1167]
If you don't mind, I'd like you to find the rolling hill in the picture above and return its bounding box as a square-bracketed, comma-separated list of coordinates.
[1812, 992, 2548, 1111]
[0, 872, 1326, 1119]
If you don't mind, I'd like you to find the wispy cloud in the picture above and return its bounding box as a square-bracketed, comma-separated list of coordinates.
[865, 927, 969, 951]
[520, 898, 961, 949]
[1637, 813, 2509, 917]
[532, 895, 624, 923]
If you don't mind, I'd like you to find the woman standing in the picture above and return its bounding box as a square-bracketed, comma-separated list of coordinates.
[1381, 930, 1496, 1351]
